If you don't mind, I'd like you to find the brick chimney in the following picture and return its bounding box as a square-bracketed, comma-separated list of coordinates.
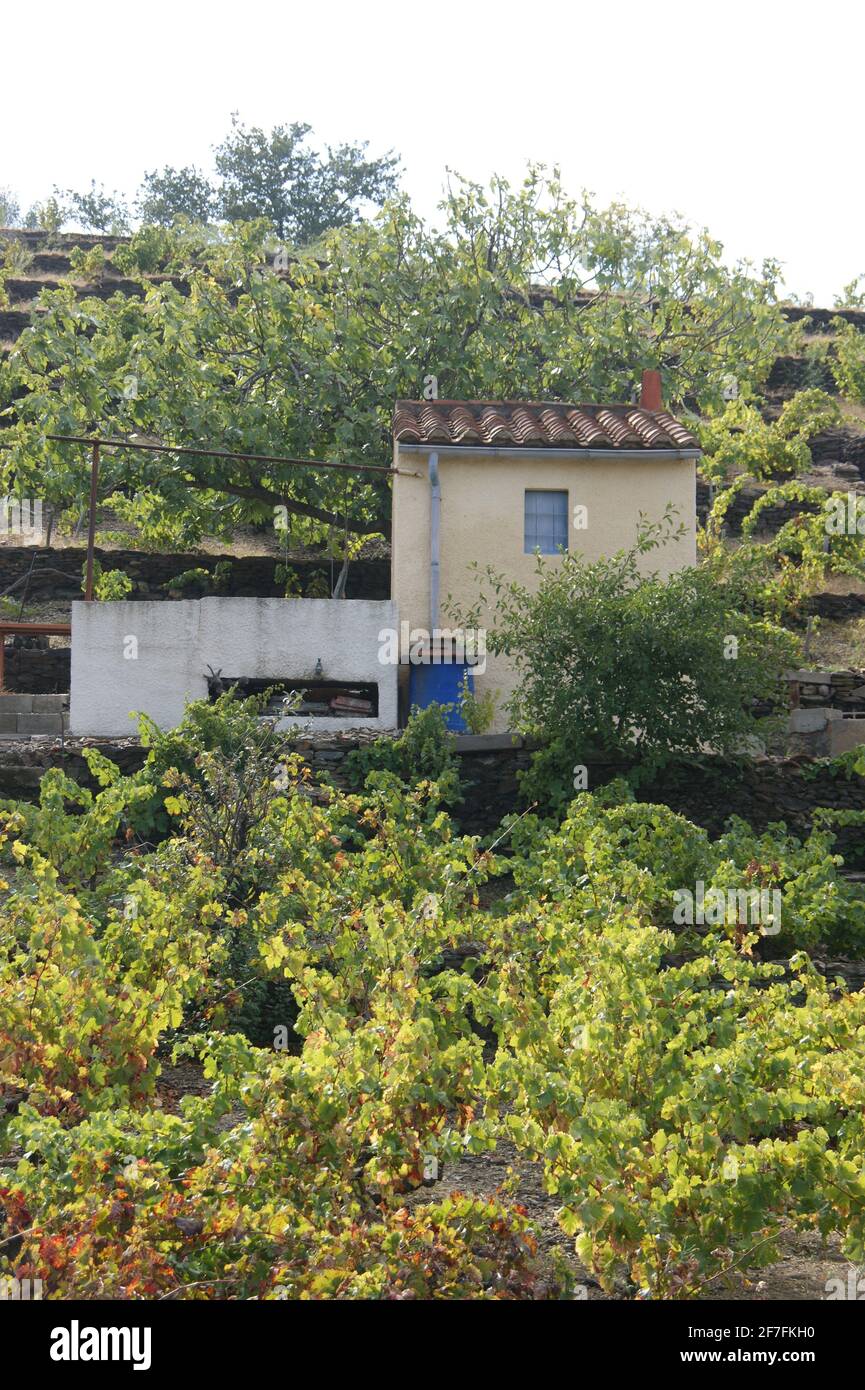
[640, 369, 663, 411]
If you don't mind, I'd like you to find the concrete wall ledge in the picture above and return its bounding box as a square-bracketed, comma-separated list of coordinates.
[452, 733, 525, 752]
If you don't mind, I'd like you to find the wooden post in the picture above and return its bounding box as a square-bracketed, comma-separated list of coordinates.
[84, 440, 100, 601]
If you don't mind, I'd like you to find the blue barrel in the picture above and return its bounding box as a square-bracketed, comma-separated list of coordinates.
[409, 662, 473, 731]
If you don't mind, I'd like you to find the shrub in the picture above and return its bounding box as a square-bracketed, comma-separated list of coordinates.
[129, 691, 297, 841]
[484, 908, 865, 1297]
[457, 513, 799, 793]
[344, 704, 463, 805]
[458, 673, 497, 734]
[697, 390, 841, 485]
[831, 320, 865, 402]
[83, 559, 133, 602]
[164, 567, 212, 596]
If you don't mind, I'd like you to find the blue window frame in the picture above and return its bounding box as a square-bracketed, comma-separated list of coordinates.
[524, 490, 568, 554]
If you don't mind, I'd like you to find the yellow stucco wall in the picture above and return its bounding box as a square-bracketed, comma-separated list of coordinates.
[391, 445, 698, 733]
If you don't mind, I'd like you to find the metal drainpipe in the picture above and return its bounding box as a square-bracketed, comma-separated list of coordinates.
[428, 452, 440, 633]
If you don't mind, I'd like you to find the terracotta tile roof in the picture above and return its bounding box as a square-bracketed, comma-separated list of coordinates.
[392, 399, 699, 452]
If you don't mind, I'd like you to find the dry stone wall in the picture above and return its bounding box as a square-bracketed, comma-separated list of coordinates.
[0, 736, 862, 866]
[0, 545, 389, 602]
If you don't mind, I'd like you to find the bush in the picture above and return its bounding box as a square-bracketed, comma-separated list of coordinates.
[697, 390, 840, 485]
[458, 513, 799, 793]
[128, 691, 296, 841]
[458, 673, 497, 734]
[83, 559, 133, 602]
[164, 567, 211, 596]
[482, 909, 865, 1298]
[344, 704, 463, 805]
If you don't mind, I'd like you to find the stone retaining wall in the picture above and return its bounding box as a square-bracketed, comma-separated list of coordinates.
[1, 646, 70, 693]
[0, 545, 390, 602]
[0, 736, 862, 864]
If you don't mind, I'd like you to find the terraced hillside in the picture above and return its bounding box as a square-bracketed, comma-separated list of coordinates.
[2, 222, 865, 681]
[3, 225, 865, 479]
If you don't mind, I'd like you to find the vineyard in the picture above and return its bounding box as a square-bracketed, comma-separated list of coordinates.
[2, 79, 865, 1327]
[1, 697, 864, 1301]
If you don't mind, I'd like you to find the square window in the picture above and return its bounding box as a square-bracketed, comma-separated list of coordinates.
[525, 490, 568, 554]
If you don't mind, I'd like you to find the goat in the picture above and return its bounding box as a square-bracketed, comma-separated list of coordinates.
[204, 665, 224, 700]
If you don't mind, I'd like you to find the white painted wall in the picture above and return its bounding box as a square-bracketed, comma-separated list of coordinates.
[70, 597, 399, 736]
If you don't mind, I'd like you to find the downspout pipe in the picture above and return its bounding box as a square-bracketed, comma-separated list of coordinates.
[428, 451, 440, 632]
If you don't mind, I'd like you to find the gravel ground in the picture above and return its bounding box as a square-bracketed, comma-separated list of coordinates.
[407, 1142, 852, 1302]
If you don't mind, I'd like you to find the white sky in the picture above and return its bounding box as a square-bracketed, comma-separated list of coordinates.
[2, 0, 861, 306]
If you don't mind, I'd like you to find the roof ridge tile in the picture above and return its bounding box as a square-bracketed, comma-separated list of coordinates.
[392, 398, 699, 452]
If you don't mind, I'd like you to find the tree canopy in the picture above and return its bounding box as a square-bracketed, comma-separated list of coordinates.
[0, 168, 798, 548]
[1, 114, 400, 241]
[211, 116, 400, 242]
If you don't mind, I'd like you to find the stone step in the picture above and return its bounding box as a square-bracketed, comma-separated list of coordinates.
[0, 694, 69, 716]
[16, 712, 69, 735]
[0, 709, 70, 738]
[0, 694, 33, 712]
